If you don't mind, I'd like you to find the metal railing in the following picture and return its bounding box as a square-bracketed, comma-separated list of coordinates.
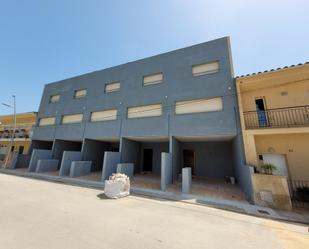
[289, 180, 309, 209]
[0, 124, 33, 139]
[243, 105, 309, 129]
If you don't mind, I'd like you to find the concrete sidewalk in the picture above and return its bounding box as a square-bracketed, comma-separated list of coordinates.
[0, 168, 308, 224]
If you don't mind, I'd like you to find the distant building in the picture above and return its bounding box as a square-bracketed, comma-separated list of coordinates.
[0, 112, 37, 160]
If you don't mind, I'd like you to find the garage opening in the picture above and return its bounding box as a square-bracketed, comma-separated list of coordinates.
[79, 139, 119, 181]
[169, 137, 247, 201]
[40, 139, 83, 176]
[121, 137, 169, 190]
[14, 140, 54, 172]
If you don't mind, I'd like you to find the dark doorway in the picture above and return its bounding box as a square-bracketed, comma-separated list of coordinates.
[183, 149, 195, 175]
[11, 146, 15, 152]
[142, 149, 153, 172]
[18, 146, 24, 154]
[255, 98, 267, 127]
[110, 147, 119, 152]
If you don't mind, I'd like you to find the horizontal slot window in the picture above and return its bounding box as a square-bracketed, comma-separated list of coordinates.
[192, 61, 219, 76]
[74, 89, 87, 98]
[105, 82, 120, 93]
[38, 117, 56, 126]
[143, 73, 163, 86]
[62, 113, 83, 124]
[175, 97, 223, 115]
[49, 94, 60, 103]
[91, 109, 118, 122]
[127, 104, 162, 119]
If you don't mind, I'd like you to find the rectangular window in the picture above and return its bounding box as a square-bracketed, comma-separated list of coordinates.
[127, 104, 162, 119]
[143, 73, 163, 86]
[39, 117, 56, 126]
[62, 113, 83, 124]
[91, 109, 118, 122]
[105, 82, 120, 93]
[175, 97, 223, 115]
[74, 89, 87, 98]
[192, 61, 219, 76]
[49, 94, 60, 103]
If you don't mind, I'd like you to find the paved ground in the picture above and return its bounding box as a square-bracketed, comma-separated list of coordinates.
[0, 174, 308, 249]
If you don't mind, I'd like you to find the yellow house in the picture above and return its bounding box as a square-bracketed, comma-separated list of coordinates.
[0, 112, 37, 158]
[236, 62, 309, 209]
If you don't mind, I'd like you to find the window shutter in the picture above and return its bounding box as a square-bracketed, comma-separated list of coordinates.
[74, 89, 87, 98]
[128, 104, 162, 118]
[62, 114, 83, 124]
[143, 73, 163, 86]
[192, 62, 219, 76]
[105, 82, 120, 93]
[91, 109, 118, 121]
[39, 117, 56, 126]
[175, 97, 223, 114]
[50, 94, 60, 103]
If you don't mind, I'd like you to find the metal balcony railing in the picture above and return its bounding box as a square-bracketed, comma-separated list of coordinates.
[243, 105, 309, 129]
[0, 124, 33, 139]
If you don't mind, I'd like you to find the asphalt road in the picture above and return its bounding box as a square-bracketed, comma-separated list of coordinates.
[0, 173, 308, 249]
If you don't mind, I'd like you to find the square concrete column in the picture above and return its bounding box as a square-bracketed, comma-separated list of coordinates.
[182, 167, 192, 194]
[117, 163, 134, 179]
[69, 161, 92, 178]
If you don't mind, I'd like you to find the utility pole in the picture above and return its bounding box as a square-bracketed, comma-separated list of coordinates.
[2, 95, 16, 168]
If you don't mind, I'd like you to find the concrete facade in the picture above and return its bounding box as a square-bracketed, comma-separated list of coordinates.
[26, 37, 252, 198]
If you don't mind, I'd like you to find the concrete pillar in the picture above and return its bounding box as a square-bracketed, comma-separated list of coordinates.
[117, 163, 134, 179]
[102, 152, 121, 181]
[69, 161, 92, 177]
[244, 134, 258, 167]
[59, 151, 82, 176]
[36, 159, 59, 173]
[161, 152, 172, 191]
[182, 167, 192, 194]
[28, 149, 52, 172]
[169, 136, 180, 181]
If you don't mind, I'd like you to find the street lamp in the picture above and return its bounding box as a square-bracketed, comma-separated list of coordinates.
[2, 95, 16, 168]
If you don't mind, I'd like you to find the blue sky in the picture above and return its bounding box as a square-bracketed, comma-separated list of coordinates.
[1, 0, 308, 115]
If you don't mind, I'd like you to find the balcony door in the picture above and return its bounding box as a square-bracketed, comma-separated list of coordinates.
[255, 97, 268, 127]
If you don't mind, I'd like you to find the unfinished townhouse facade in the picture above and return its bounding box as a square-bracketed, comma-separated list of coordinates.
[25, 37, 252, 198]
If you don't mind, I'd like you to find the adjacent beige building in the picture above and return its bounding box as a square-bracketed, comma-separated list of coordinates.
[236, 62, 309, 209]
[236, 62, 309, 181]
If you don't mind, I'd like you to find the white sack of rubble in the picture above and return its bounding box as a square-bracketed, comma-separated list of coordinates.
[104, 173, 130, 199]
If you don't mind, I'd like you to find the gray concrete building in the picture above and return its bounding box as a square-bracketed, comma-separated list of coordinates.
[26, 37, 253, 198]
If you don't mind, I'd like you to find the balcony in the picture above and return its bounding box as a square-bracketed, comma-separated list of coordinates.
[243, 105, 309, 129]
[0, 124, 33, 140]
